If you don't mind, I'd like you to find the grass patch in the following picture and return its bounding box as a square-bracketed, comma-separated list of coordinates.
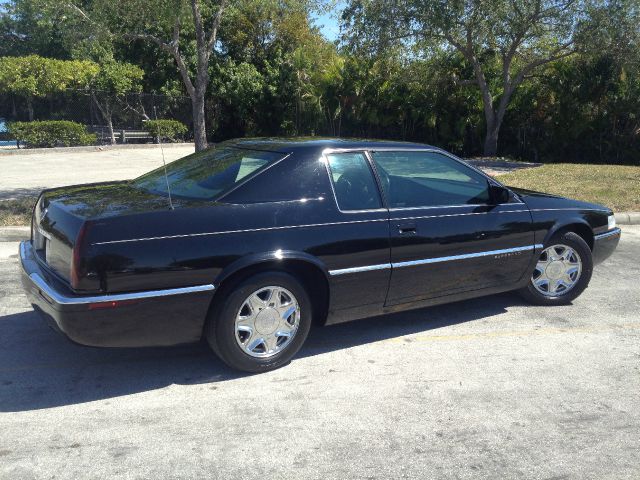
[499, 164, 640, 212]
[0, 196, 36, 226]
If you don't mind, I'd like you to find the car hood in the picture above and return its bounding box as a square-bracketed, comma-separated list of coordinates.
[508, 186, 612, 213]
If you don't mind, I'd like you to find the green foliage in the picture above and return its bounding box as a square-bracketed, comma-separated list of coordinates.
[8, 120, 97, 147]
[0, 1, 639, 163]
[143, 119, 188, 142]
[0, 55, 98, 98]
[0, 0, 84, 58]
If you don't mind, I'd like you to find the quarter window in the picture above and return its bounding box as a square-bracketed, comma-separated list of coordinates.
[133, 147, 284, 201]
[326, 152, 382, 211]
[371, 151, 490, 208]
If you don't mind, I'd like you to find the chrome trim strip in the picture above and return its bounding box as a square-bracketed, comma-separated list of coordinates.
[389, 206, 610, 222]
[392, 212, 488, 221]
[328, 244, 543, 275]
[36, 226, 52, 240]
[530, 208, 611, 213]
[94, 205, 536, 245]
[93, 218, 390, 245]
[224, 197, 326, 207]
[391, 209, 530, 222]
[27, 272, 215, 306]
[387, 203, 526, 211]
[20, 240, 216, 305]
[594, 228, 621, 241]
[329, 263, 391, 276]
[392, 244, 542, 269]
[95, 209, 535, 244]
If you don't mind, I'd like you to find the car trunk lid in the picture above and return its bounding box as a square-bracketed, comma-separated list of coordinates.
[32, 181, 177, 287]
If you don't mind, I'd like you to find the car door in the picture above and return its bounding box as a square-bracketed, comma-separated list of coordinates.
[322, 150, 392, 316]
[369, 149, 534, 306]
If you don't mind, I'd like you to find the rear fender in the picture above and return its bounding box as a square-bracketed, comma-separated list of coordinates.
[213, 250, 330, 287]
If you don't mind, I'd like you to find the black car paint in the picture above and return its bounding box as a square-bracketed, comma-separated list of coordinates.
[20, 138, 621, 348]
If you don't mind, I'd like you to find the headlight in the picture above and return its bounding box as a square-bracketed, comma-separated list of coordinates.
[608, 215, 616, 230]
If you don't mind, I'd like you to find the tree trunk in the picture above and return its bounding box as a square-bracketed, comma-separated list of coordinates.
[192, 92, 208, 151]
[483, 123, 499, 157]
[26, 97, 34, 121]
[482, 92, 511, 157]
[106, 117, 116, 145]
[92, 93, 115, 145]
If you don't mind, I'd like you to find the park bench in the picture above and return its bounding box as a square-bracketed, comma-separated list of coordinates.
[90, 126, 153, 144]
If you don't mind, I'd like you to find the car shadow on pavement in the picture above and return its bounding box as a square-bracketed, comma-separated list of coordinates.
[0, 292, 526, 412]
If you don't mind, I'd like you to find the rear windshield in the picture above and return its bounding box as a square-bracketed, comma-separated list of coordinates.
[133, 146, 286, 200]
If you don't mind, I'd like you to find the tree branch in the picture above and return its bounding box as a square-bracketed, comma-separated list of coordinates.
[190, 0, 206, 52]
[513, 42, 576, 86]
[207, 0, 227, 52]
[122, 32, 196, 99]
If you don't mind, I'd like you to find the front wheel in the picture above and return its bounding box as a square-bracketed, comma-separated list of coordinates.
[205, 271, 312, 372]
[519, 232, 593, 306]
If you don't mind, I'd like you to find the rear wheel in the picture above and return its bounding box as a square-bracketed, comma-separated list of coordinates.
[519, 231, 593, 305]
[205, 271, 312, 372]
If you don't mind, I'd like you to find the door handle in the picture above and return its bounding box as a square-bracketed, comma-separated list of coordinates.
[398, 222, 417, 235]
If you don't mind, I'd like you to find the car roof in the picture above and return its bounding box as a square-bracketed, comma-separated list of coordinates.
[221, 137, 439, 155]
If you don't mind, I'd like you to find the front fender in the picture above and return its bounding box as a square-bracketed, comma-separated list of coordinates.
[540, 216, 594, 248]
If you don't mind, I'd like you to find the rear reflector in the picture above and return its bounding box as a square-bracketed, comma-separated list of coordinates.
[88, 299, 140, 310]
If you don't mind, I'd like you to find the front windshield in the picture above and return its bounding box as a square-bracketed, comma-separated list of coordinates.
[133, 146, 286, 200]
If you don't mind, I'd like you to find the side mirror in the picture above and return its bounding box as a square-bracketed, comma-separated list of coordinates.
[489, 185, 511, 204]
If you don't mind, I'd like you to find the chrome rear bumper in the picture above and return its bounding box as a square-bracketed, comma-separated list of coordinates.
[20, 241, 216, 347]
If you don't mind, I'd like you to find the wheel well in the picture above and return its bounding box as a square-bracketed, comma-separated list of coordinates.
[552, 223, 594, 250]
[210, 260, 330, 327]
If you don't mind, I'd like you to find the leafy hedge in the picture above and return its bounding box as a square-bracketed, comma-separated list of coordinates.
[143, 119, 188, 142]
[8, 121, 96, 148]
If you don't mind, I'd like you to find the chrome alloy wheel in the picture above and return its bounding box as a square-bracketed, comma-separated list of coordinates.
[532, 244, 583, 297]
[234, 286, 301, 358]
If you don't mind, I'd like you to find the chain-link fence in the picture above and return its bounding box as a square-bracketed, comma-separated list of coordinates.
[0, 89, 193, 144]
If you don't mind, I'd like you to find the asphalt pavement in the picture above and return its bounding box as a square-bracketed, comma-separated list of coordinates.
[0, 144, 193, 200]
[0, 228, 638, 479]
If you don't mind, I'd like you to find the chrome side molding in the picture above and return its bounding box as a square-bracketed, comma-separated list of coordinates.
[391, 244, 542, 269]
[329, 244, 542, 275]
[27, 272, 215, 306]
[328, 263, 392, 276]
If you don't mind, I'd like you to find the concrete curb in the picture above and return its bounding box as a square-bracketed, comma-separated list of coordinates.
[0, 226, 30, 242]
[1, 213, 639, 242]
[614, 212, 640, 225]
[0, 142, 195, 156]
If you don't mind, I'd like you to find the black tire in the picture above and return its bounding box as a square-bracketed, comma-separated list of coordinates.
[519, 231, 593, 306]
[204, 271, 312, 373]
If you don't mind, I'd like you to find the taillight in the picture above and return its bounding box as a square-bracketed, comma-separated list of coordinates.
[70, 223, 90, 289]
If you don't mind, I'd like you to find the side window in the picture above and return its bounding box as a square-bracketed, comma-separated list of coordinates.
[326, 152, 382, 211]
[371, 151, 490, 208]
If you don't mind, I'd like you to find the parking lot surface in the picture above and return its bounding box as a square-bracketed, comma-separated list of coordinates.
[0, 228, 638, 479]
[0, 144, 193, 200]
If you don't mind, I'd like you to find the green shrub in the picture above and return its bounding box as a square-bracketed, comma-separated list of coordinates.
[143, 119, 188, 142]
[8, 121, 96, 148]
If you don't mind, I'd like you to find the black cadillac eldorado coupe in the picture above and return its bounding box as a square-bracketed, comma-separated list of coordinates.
[20, 138, 621, 372]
